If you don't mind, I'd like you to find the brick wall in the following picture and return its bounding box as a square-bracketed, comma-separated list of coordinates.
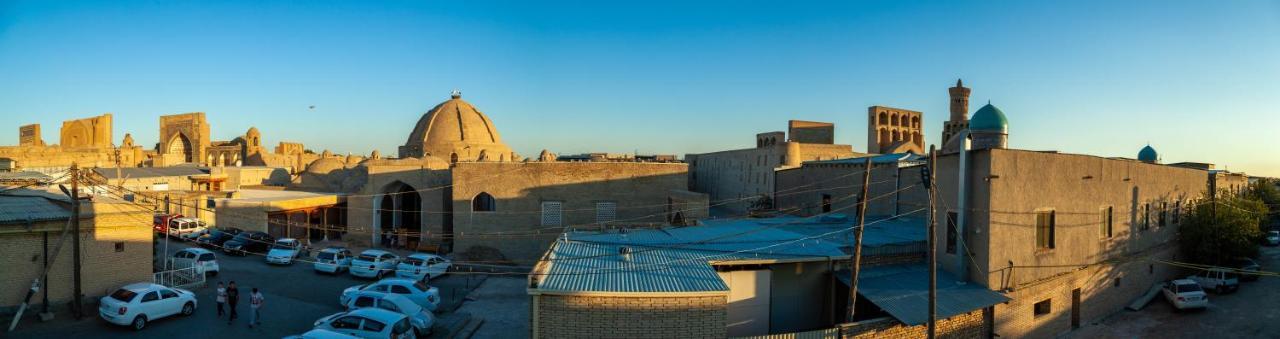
[534, 294, 727, 339]
[841, 308, 990, 339]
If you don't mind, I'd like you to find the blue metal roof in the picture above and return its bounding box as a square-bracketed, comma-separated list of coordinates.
[535, 239, 730, 293]
[0, 196, 69, 225]
[838, 264, 1009, 326]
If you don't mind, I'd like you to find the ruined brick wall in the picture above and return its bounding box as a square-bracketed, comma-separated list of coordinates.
[534, 294, 727, 339]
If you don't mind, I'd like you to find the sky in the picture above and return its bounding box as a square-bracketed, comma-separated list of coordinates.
[1, 1, 1278, 176]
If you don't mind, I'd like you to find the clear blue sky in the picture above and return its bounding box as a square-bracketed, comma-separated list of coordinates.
[2, 1, 1278, 176]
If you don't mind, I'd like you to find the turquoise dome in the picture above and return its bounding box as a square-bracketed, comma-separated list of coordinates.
[1137, 145, 1158, 162]
[970, 103, 1008, 133]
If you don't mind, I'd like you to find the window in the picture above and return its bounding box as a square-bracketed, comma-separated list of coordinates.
[332, 316, 362, 329]
[946, 212, 957, 254]
[1036, 210, 1056, 249]
[821, 194, 832, 213]
[207, 198, 216, 209]
[472, 192, 496, 212]
[142, 291, 160, 302]
[362, 319, 386, 332]
[541, 201, 563, 226]
[1142, 203, 1151, 230]
[160, 289, 178, 299]
[390, 285, 411, 294]
[595, 201, 617, 223]
[1159, 202, 1167, 227]
[1114, 277, 1122, 287]
[1033, 299, 1052, 317]
[114, 242, 125, 252]
[1100, 207, 1113, 238]
[354, 296, 376, 308]
[378, 300, 401, 313]
[199, 253, 215, 261]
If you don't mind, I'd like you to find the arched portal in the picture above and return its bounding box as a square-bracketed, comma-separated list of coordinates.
[374, 181, 422, 249]
[168, 133, 193, 163]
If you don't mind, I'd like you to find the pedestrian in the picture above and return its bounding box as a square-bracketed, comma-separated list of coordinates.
[249, 288, 264, 328]
[226, 281, 240, 324]
[215, 282, 226, 317]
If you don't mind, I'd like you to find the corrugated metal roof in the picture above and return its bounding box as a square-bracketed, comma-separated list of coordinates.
[569, 220, 848, 259]
[0, 171, 54, 182]
[93, 167, 208, 179]
[0, 196, 69, 224]
[535, 240, 729, 293]
[837, 264, 1008, 326]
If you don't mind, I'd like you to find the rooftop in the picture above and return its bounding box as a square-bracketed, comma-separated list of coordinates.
[838, 264, 1009, 326]
[0, 195, 69, 225]
[94, 167, 209, 179]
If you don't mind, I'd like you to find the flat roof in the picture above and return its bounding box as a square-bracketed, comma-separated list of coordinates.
[838, 264, 1009, 326]
[224, 189, 342, 202]
[0, 195, 69, 224]
[94, 167, 209, 179]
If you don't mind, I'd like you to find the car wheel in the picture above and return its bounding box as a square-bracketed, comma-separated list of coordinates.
[181, 302, 195, 316]
[132, 315, 147, 331]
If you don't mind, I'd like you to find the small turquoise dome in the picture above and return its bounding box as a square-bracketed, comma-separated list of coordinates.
[970, 103, 1008, 133]
[1138, 145, 1158, 163]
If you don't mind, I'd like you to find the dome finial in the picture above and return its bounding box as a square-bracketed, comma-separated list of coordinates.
[450, 89, 461, 99]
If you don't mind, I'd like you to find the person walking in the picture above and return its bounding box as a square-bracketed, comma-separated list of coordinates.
[226, 281, 240, 325]
[248, 288, 264, 328]
[215, 282, 227, 317]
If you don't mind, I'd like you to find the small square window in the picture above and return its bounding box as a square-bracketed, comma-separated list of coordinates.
[1033, 299, 1052, 317]
[114, 242, 125, 253]
[1114, 277, 1121, 287]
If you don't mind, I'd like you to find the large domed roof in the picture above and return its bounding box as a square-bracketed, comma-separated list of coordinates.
[399, 92, 514, 161]
[970, 103, 1008, 133]
[304, 157, 347, 175]
[1138, 145, 1158, 163]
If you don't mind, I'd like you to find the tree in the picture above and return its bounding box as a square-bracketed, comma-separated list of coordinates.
[1246, 178, 1280, 226]
[1179, 193, 1269, 265]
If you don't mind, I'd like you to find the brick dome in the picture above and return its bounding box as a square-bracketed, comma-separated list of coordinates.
[399, 92, 514, 162]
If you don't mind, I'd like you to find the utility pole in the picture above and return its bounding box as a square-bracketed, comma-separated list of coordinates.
[926, 146, 938, 339]
[846, 157, 873, 323]
[70, 164, 83, 319]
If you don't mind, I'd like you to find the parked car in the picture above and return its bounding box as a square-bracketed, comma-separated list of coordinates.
[1232, 257, 1261, 282]
[315, 247, 355, 274]
[222, 231, 275, 256]
[342, 291, 435, 336]
[172, 248, 220, 277]
[1162, 279, 1209, 310]
[1188, 268, 1240, 293]
[313, 308, 416, 339]
[267, 238, 304, 265]
[285, 329, 363, 339]
[1266, 231, 1280, 246]
[195, 227, 243, 249]
[98, 283, 197, 330]
[350, 250, 400, 279]
[166, 218, 209, 240]
[341, 278, 440, 312]
[395, 253, 450, 281]
[152, 214, 183, 234]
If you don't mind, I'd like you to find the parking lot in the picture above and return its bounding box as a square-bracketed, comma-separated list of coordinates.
[10, 240, 495, 338]
[1070, 246, 1280, 338]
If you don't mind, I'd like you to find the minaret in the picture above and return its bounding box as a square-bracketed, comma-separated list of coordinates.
[942, 79, 971, 150]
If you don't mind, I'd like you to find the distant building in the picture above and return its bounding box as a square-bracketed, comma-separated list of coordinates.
[556, 153, 680, 163]
[866, 106, 924, 154]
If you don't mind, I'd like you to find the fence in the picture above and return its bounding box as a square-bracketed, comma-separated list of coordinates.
[153, 258, 205, 289]
[732, 328, 841, 339]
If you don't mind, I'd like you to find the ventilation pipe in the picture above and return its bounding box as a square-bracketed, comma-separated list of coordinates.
[956, 130, 970, 283]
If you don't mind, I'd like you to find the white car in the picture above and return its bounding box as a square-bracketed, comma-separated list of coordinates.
[267, 238, 303, 265]
[315, 247, 355, 274]
[172, 248, 219, 277]
[313, 308, 417, 339]
[285, 329, 363, 339]
[1162, 279, 1209, 310]
[350, 250, 400, 279]
[341, 278, 440, 312]
[395, 253, 450, 281]
[166, 218, 208, 240]
[1189, 268, 1240, 293]
[1266, 231, 1280, 246]
[343, 291, 435, 336]
[98, 283, 198, 330]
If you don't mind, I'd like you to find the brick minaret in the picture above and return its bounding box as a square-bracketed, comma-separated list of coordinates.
[942, 79, 971, 147]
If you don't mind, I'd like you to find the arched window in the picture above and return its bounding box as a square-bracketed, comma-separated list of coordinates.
[472, 192, 496, 212]
[892, 130, 901, 142]
[891, 115, 899, 126]
[879, 112, 888, 124]
[912, 116, 920, 128]
[879, 129, 889, 145]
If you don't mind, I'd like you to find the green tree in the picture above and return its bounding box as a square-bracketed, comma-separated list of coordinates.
[1179, 193, 1268, 265]
[1247, 178, 1280, 226]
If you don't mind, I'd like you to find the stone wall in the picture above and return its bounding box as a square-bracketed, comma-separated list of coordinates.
[533, 294, 727, 339]
[841, 308, 990, 339]
[19, 124, 43, 146]
[59, 114, 113, 149]
[0, 200, 152, 311]
[788, 120, 835, 144]
[687, 142, 858, 214]
[774, 161, 927, 218]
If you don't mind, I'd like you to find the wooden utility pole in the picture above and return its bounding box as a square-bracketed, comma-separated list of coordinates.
[846, 157, 873, 323]
[70, 164, 83, 319]
[927, 146, 938, 338]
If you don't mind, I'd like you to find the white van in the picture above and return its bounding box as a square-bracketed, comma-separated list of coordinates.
[167, 218, 209, 240]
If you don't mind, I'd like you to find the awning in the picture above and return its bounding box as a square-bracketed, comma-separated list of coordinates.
[838, 264, 1009, 326]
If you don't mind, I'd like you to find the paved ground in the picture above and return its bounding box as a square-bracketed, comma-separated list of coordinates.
[9, 240, 487, 338]
[454, 276, 530, 339]
[1069, 246, 1280, 338]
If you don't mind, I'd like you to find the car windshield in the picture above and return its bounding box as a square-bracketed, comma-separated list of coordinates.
[413, 281, 430, 292]
[110, 289, 138, 302]
[231, 233, 251, 242]
[357, 254, 378, 262]
[403, 257, 425, 266]
[318, 252, 335, 260]
[1176, 283, 1202, 293]
[272, 242, 294, 250]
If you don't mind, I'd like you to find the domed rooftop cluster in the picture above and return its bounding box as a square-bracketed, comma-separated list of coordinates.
[1138, 145, 1158, 163]
[399, 91, 515, 162]
[969, 103, 1008, 133]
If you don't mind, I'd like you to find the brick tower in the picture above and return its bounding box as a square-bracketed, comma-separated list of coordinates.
[941, 79, 971, 150]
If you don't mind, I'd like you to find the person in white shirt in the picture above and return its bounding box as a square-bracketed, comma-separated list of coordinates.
[248, 288, 264, 328]
[215, 282, 226, 318]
